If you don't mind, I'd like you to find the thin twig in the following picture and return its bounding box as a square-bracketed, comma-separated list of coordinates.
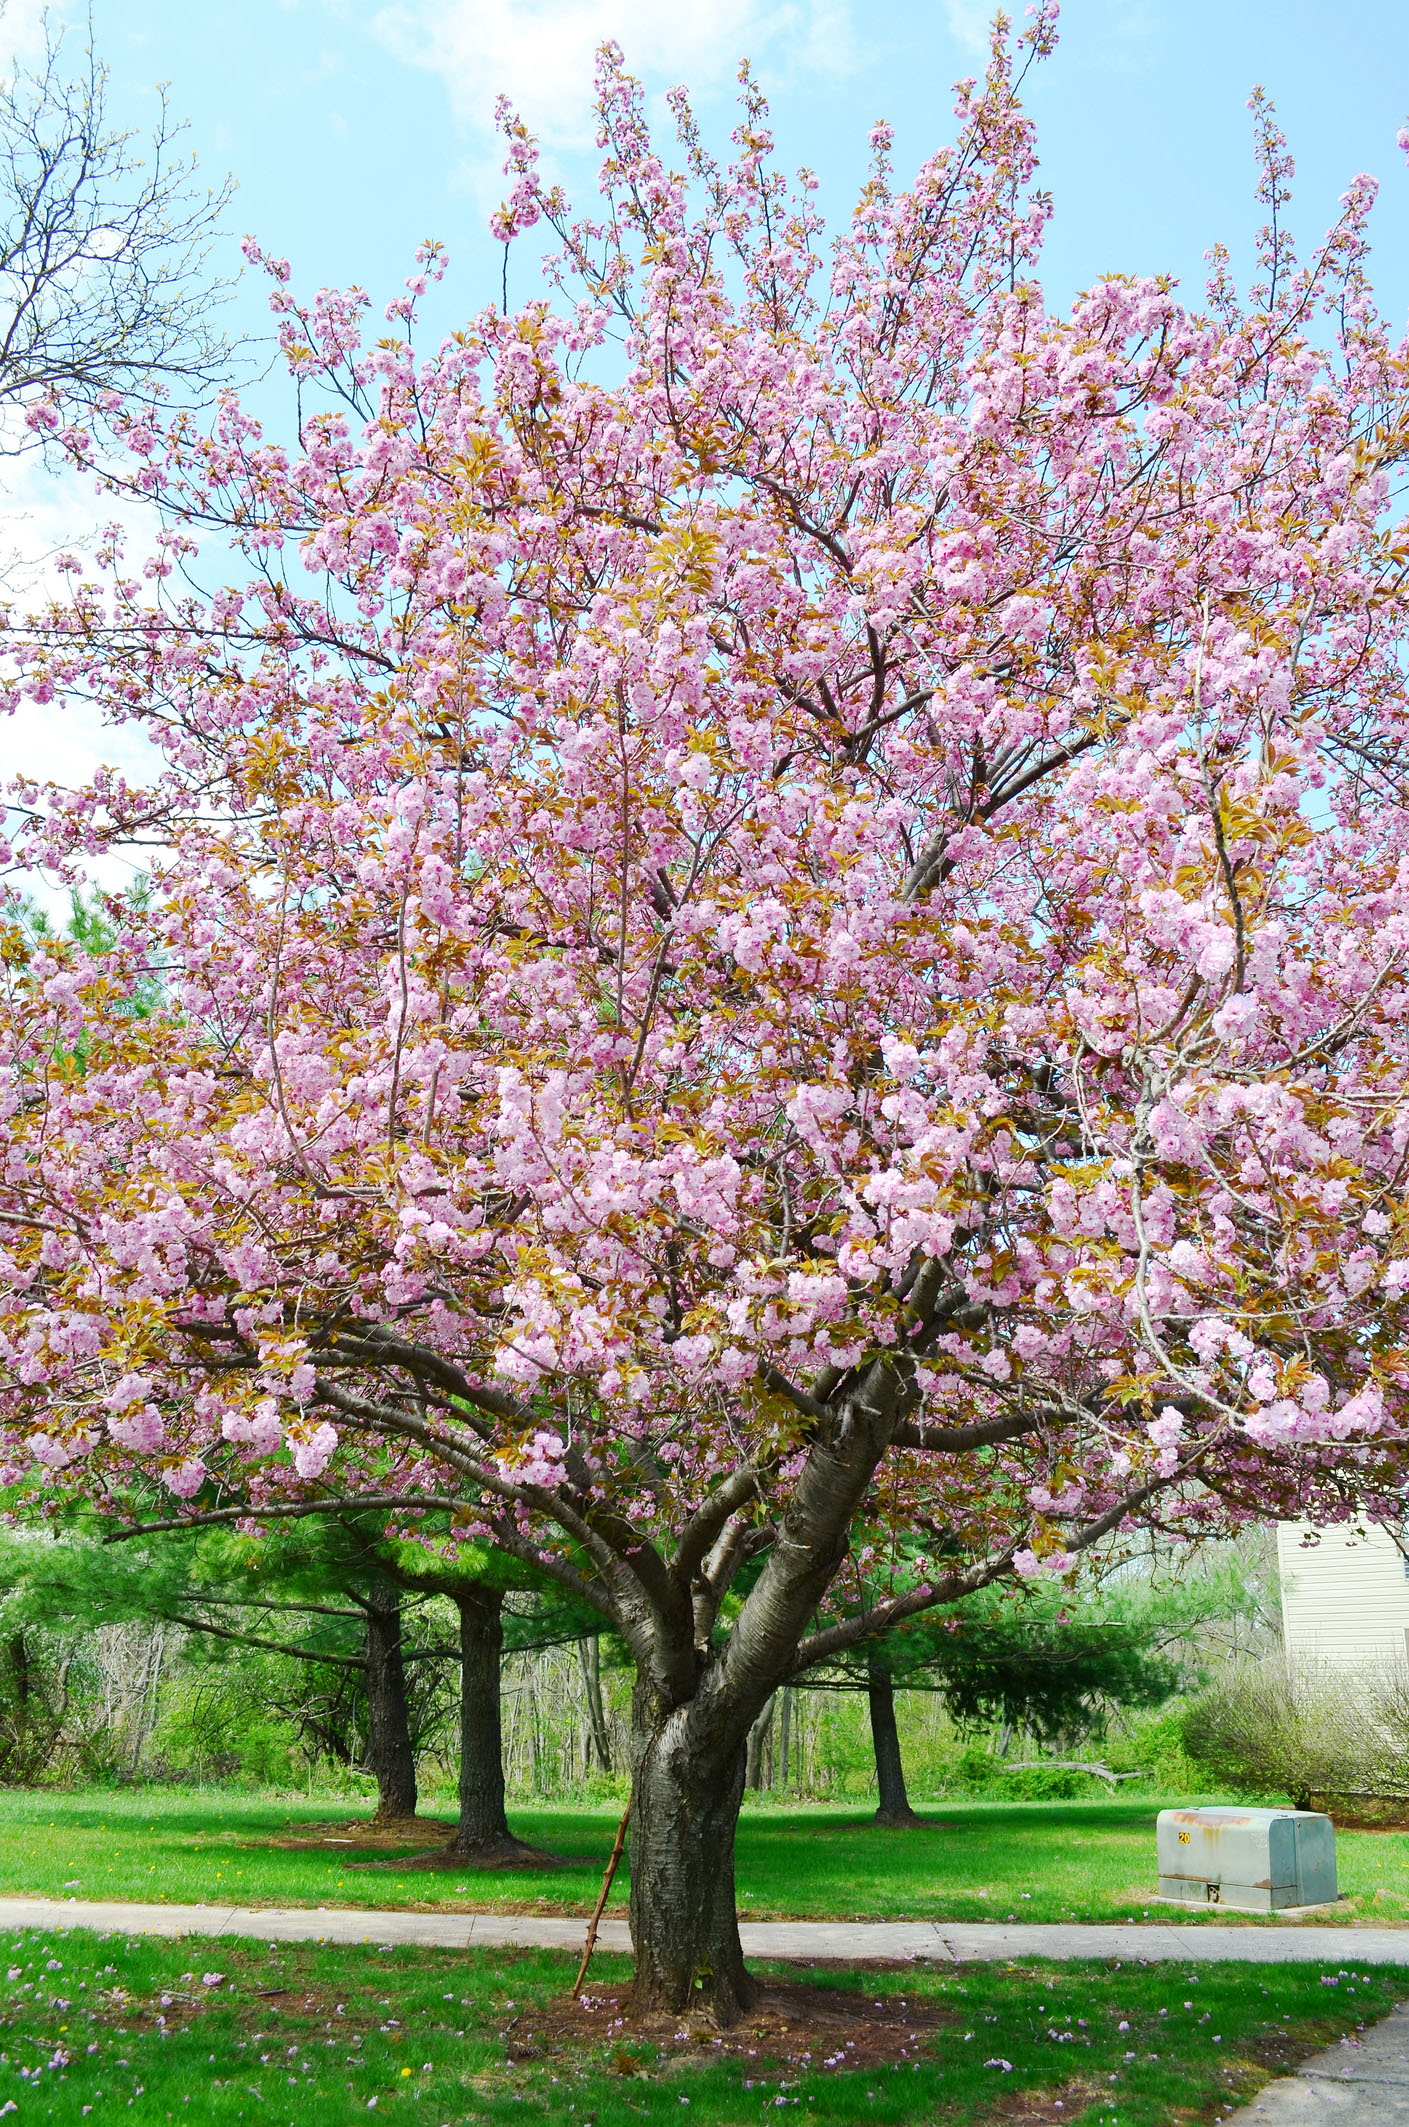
[574, 1799, 632, 1995]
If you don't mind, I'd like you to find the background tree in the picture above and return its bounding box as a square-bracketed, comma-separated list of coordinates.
[371, 1535, 602, 1866]
[0, 1562, 74, 1782]
[1181, 1657, 1381, 1812]
[0, 1517, 452, 1818]
[7, 16, 1409, 2023]
[800, 1567, 1246, 1822]
[5, 1500, 609, 1840]
[0, 7, 233, 447]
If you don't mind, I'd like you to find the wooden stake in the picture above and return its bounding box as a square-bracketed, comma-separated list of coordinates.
[573, 1797, 631, 1996]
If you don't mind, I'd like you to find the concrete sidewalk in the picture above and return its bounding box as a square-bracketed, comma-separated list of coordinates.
[2, 1896, 1409, 1964]
[1249, 2004, 1409, 2123]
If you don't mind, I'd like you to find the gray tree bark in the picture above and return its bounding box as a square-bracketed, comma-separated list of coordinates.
[392, 1582, 557, 1872]
[628, 1676, 756, 2023]
[447, 1585, 511, 1852]
[439, 1585, 553, 1865]
[313, 1323, 969, 2020]
[620, 1364, 910, 2021]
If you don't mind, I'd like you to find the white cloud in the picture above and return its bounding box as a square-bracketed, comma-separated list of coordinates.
[368, 0, 853, 151]
[0, 0, 54, 74]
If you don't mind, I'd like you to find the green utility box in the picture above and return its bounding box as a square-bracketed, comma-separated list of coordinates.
[1156, 1806, 1338, 1912]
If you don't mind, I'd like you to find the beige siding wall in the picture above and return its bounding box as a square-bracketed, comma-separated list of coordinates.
[1277, 1521, 1409, 1667]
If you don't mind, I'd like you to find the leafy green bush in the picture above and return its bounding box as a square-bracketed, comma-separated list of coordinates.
[998, 1764, 1098, 1800]
[150, 1670, 301, 1787]
[931, 1743, 1104, 1800]
[1108, 1705, 1209, 1794]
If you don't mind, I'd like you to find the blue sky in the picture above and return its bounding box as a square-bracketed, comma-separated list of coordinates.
[88, 0, 1409, 351]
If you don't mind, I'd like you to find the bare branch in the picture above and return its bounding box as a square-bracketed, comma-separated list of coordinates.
[0, 10, 238, 442]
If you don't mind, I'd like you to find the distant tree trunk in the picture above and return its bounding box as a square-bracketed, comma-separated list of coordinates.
[51, 1654, 72, 1730]
[779, 1686, 793, 1789]
[132, 1624, 165, 1775]
[527, 1658, 544, 1794]
[364, 1584, 417, 1823]
[7, 1633, 28, 1713]
[413, 1584, 558, 1870]
[745, 1695, 775, 1790]
[868, 1650, 921, 1827]
[443, 1585, 512, 1853]
[579, 1636, 612, 1772]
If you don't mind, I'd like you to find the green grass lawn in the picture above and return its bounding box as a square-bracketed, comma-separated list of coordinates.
[0, 1923, 1396, 2126]
[2, 1790, 1409, 1927]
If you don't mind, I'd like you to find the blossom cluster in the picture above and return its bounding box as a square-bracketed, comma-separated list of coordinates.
[1, 21, 1408, 1611]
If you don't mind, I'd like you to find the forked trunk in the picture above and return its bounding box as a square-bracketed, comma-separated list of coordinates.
[628, 1684, 756, 2025]
[623, 1350, 908, 2021]
[867, 1650, 920, 1827]
[364, 1583, 418, 1823]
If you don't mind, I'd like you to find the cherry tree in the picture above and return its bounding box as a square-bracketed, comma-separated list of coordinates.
[4, 14, 1409, 2018]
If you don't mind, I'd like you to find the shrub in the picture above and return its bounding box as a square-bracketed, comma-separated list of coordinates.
[1181, 1659, 1391, 1808]
[1108, 1705, 1208, 1794]
[149, 1670, 300, 1788]
[934, 1743, 1105, 1800]
[997, 1764, 1096, 1800]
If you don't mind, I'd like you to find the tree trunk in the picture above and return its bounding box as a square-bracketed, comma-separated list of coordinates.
[779, 1687, 792, 1789]
[405, 1585, 556, 1871]
[51, 1654, 72, 1730]
[622, 1348, 912, 2023]
[868, 1650, 920, 1827]
[132, 1624, 165, 1775]
[364, 1584, 418, 1824]
[744, 1695, 774, 1790]
[579, 1636, 612, 1772]
[7, 1633, 28, 1712]
[447, 1585, 511, 1853]
[527, 1657, 543, 1793]
[628, 1681, 757, 2026]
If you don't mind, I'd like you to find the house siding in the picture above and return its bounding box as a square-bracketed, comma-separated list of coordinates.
[1277, 1521, 1409, 1667]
